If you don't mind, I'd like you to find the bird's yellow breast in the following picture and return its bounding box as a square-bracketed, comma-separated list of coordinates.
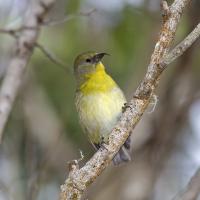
[79, 63, 116, 94]
[75, 64, 126, 144]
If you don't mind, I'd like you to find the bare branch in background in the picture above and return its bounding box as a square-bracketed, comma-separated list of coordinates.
[0, 28, 19, 38]
[0, 9, 96, 36]
[0, 0, 57, 143]
[35, 42, 70, 72]
[0, 30, 70, 73]
[59, 0, 200, 199]
[0, 8, 97, 78]
[0, 26, 39, 41]
[43, 8, 97, 26]
[173, 168, 200, 200]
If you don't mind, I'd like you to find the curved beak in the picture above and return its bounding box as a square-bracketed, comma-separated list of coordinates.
[92, 52, 110, 63]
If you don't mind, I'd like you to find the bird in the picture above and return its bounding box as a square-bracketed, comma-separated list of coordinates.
[74, 51, 131, 165]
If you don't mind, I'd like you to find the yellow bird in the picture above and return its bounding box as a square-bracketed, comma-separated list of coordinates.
[74, 52, 131, 165]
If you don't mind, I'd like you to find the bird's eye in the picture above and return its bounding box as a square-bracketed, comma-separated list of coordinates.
[85, 58, 91, 63]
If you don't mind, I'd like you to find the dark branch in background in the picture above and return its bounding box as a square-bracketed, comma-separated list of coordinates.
[35, 42, 70, 72]
[0, 29, 70, 73]
[173, 168, 200, 200]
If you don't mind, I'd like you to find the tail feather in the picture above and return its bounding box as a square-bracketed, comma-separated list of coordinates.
[113, 136, 131, 165]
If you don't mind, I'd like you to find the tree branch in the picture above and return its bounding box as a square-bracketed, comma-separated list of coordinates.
[0, 9, 97, 77]
[173, 168, 200, 200]
[0, 0, 57, 142]
[60, 0, 197, 199]
[164, 22, 200, 65]
[0, 26, 37, 39]
[0, 31, 70, 73]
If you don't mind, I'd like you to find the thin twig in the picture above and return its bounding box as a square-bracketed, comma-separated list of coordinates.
[0, 8, 96, 37]
[43, 8, 97, 26]
[35, 42, 70, 72]
[0, 29, 70, 72]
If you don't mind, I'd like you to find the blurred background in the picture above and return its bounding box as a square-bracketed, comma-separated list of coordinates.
[0, 0, 200, 199]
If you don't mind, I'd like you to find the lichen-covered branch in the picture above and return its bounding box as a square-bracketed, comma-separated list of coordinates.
[59, 0, 198, 199]
[164, 22, 200, 65]
[0, 0, 57, 142]
[173, 168, 200, 200]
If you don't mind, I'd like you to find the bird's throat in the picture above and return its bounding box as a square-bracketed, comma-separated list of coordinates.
[79, 63, 116, 94]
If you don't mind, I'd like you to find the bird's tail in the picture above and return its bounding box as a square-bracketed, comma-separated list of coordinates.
[113, 136, 131, 165]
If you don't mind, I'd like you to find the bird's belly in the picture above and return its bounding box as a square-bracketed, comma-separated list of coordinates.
[76, 89, 126, 144]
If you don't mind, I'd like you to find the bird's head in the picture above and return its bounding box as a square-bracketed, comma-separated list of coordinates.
[74, 51, 109, 85]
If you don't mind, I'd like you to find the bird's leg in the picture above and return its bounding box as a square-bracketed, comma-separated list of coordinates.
[122, 103, 127, 113]
[93, 137, 109, 151]
[122, 102, 132, 113]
